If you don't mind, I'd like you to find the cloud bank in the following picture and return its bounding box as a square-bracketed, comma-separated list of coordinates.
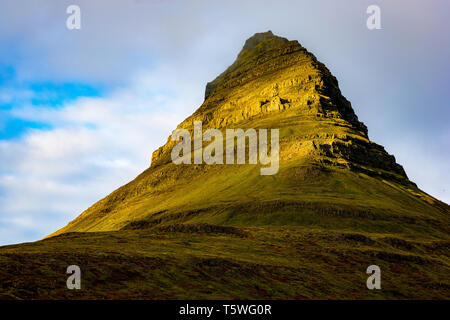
[0, 67, 203, 245]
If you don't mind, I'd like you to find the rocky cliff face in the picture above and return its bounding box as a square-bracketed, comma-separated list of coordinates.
[151, 31, 406, 183]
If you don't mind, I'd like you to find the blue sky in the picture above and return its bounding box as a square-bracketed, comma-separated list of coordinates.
[0, 0, 449, 245]
[0, 69, 103, 139]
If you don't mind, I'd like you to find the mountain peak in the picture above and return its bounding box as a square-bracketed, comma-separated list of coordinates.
[240, 30, 286, 51]
[49, 32, 447, 243]
[204, 31, 291, 100]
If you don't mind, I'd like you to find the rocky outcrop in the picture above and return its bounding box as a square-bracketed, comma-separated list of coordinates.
[150, 31, 405, 183]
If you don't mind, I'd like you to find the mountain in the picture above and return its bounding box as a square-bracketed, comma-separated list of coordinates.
[0, 31, 448, 299]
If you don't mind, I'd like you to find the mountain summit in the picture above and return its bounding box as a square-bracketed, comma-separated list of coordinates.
[51, 31, 444, 237]
[1, 32, 448, 300]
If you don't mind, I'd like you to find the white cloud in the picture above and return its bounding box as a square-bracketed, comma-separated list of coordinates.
[0, 66, 204, 245]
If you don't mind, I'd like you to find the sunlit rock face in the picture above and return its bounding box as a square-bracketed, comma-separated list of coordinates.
[151, 31, 406, 182]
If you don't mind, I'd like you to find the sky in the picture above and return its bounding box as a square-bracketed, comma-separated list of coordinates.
[0, 0, 449, 245]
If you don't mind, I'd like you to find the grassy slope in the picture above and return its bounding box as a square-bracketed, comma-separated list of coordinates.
[27, 114, 446, 300]
[48, 113, 449, 240]
[0, 226, 448, 299]
[1, 135, 446, 299]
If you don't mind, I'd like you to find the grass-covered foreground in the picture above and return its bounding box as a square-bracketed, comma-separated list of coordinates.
[0, 224, 448, 299]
